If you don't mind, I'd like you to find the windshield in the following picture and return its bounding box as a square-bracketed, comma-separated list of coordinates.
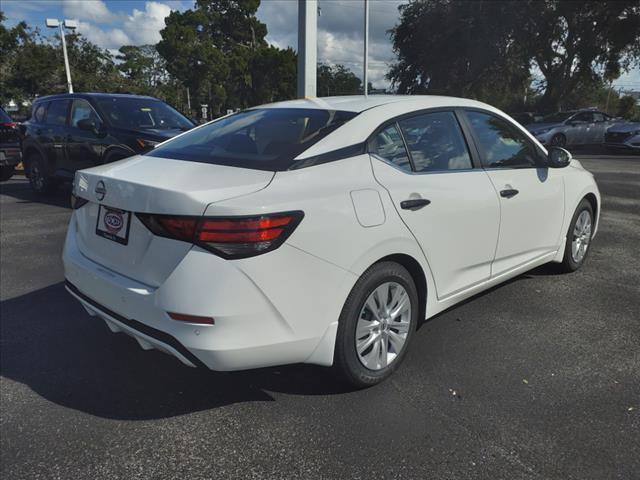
[148, 108, 358, 171]
[542, 112, 574, 123]
[96, 97, 193, 130]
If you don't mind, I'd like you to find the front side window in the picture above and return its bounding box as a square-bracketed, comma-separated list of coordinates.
[70, 99, 102, 129]
[398, 111, 472, 172]
[369, 124, 411, 171]
[96, 97, 193, 131]
[466, 111, 540, 168]
[573, 112, 593, 123]
[593, 113, 605, 123]
[45, 100, 69, 126]
[148, 108, 358, 171]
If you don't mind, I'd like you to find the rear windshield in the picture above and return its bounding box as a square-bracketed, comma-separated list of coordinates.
[147, 108, 358, 171]
[96, 97, 193, 131]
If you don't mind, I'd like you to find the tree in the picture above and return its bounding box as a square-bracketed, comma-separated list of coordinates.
[388, 1, 531, 111]
[157, 0, 295, 116]
[616, 95, 638, 119]
[116, 45, 167, 88]
[388, 1, 640, 112]
[522, 1, 640, 111]
[317, 64, 362, 96]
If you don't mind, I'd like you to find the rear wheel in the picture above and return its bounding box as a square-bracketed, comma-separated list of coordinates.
[27, 152, 57, 195]
[333, 261, 418, 388]
[0, 165, 15, 181]
[560, 199, 594, 272]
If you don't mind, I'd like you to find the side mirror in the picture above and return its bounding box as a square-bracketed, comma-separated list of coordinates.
[77, 118, 97, 132]
[547, 147, 571, 168]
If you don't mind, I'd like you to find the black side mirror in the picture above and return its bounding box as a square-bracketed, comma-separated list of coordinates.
[77, 118, 97, 132]
[547, 147, 571, 168]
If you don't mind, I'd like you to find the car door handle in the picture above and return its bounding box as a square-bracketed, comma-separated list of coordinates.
[500, 189, 519, 198]
[400, 198, 431, 210]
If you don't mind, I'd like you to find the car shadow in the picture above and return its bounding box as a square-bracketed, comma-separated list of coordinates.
[0, 178, 72, 209]
[0, 282, 352, 421]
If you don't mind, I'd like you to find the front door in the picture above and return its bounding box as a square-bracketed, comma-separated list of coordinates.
[370, 111, 500, 299]
[41, 99, 71, 174]
[463, 110, 565, 276]
[66, 99, 103, 170]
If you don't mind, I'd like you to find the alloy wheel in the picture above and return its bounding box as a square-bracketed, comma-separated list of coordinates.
[571, 210, 592, 263]
[355, 281, 411, 370]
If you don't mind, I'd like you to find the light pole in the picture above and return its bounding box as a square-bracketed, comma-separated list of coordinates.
[363, 0, 369, 96]
[46, 18, 77, 93]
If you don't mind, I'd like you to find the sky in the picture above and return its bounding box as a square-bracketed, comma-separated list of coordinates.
[3, 0, 640, 92]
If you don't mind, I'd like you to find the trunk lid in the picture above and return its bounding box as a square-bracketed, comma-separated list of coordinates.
[72, 155, 274, 286]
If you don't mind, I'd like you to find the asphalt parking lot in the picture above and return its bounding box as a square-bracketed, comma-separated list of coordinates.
[1, 155, 638, 480]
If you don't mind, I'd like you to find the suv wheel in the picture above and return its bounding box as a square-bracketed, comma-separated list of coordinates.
[27, 153, 57, 195]
[333, 261, 418, 388]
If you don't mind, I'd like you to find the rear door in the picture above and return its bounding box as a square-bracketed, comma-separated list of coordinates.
[66, 98, 104, 170]
[591, 112, 608, 144]
[370, 110, 500, 299]
[463, 110, 565, 276]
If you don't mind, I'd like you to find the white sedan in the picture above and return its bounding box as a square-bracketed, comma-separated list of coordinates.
[64, 95, 600, 387]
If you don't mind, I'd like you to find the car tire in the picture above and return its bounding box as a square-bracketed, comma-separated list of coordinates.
[0, 165, 15, 182]
[560, 199, 594, 273]
[550, 133, 567, 147]
[27, 152, 57, 195]
[333, 261, 419, 388]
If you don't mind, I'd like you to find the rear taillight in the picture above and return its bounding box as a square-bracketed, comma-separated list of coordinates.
[136, 211, 303, 259]
[0, 122, 17, 129]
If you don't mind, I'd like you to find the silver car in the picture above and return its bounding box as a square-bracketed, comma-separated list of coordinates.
[526, 110, 617, 148]
[604, 122, 640, 153]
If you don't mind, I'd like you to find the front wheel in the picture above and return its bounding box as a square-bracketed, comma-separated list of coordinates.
[333, 261, 419, 388]
[0, 165, 15, 181]
[550, 133, 567, 147]
[27, 153, 57, 195]
[560, 199, 594, 272]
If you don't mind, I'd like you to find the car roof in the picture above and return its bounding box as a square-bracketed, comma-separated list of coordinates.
[34, 92, 160, 103]
[256, 95, 496, 113]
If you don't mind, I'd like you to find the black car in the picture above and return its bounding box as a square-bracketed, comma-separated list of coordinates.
[0, 106, 22, 181]
[21, 93, 194, 194]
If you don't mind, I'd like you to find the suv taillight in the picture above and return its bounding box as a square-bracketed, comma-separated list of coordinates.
[136, 211, 304, 259]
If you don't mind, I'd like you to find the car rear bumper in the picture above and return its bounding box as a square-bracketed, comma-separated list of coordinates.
[62, 217, 355, 371]
[0, 147, 21, 166]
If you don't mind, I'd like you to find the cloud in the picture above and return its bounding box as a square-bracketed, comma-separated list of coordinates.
[72, 1, 174, 49]
[257, 0, 406, 89]
[63, 0, 118, 23]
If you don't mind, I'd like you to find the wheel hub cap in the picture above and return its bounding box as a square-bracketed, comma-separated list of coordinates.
[571, 210, 592, 263]
[355, 282, 411, 371]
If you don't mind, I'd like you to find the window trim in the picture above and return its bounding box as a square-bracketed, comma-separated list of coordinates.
[458, 108, 547, 170]
[366, 107, 481, 175]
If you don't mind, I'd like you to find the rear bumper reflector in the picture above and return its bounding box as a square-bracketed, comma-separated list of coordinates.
[64, 280, 207, 369]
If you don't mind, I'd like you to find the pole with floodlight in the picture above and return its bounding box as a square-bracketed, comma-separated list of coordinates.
[46, 18, 77, 93]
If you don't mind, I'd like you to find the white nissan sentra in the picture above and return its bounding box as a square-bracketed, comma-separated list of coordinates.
[63, 95, 600, 387]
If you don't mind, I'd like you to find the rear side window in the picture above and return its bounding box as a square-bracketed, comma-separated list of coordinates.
[45, 100, 70, 126]
[369, 124, 411, 171]
[398, 111, 472, 172]
[148, 108, 358, 171]
[34, 103, 47, 123]
[466, 111, 539, 168]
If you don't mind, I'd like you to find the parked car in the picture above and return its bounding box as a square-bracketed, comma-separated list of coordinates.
[604, 121, 640, 153]
[21, 93, 194, 194]
[63, 95, 600, 387]
[0, 106, 22, 181]
[526, 109, 618, 148]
